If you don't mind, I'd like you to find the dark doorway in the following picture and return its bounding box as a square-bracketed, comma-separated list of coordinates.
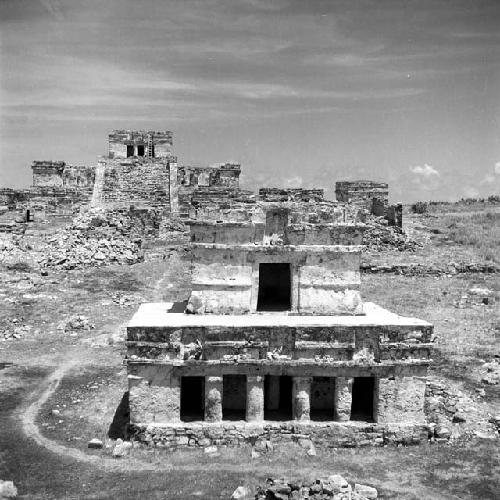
[222, 375, 246, 420]
[264, 375, 293, 420]
[137, 144, 145, 156]
[350, 377, 375, 422]
[180, 376, 205, 422]
[257, 263, 291, 311]
[126, 145, 134, 157]
[311, 377, 335, 421]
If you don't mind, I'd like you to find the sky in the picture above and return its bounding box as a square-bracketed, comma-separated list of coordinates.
[1, 0, 499, 202]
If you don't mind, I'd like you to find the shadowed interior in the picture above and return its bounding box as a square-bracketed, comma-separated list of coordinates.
[257, 263, 291, 311]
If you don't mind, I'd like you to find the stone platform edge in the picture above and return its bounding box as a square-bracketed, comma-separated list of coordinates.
[129, 420, 440, 449]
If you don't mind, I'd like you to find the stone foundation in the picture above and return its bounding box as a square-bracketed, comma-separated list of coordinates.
[130, 421, 434, 450]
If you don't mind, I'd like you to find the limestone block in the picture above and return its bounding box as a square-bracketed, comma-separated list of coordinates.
[293, 377, 312, 421]
[205, 376, 223, 422]
[376, 376, 427, 423]
[246, 376, 264, 422]
[128, 364, 180, 424]
[335, 377, 353, 421]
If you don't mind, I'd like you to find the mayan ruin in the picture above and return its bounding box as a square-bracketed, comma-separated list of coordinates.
[2, 2, 500, 499]
[126, 198, 435, 449]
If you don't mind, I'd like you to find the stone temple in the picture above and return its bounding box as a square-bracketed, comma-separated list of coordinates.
[126, 196, 435, 449]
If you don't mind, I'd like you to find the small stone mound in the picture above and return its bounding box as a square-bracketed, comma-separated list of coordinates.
[481, 359, 500, 386]
[455, 286, 496, 308]
[363, 223, 420, 252]
[57, 315, 95, 333]
[243, 475, 377, 499]
[0, 480, 18, 499]
[38, 208, 146, 270]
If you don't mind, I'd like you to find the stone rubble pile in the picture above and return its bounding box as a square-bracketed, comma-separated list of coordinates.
[455, 286, 496, 308]
[1, 318, 31, 341]
[239, 475, 378, 500]
[0, 235, 38, 271]
[361, 262, 500, 276]
[38, 209, 144, 270]
[480, 359, 500, 385]
[0, 479, 18, 499]
[362, 221, 420, 252]
[111, 293, 144, 307]
[57, 315, 95, 333]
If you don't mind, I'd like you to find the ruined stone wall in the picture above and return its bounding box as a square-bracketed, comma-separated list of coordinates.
[32, 161, 66, 187]
[130, 420, 433, 450]
[101, 158, 171, 208]
[177, 163, 244, 217]
[108, 130, 173, 159]
[0, 189, 32, 208]
[61, 165, 95, 189]
[335, 181, 389, 210]
[259, 188, 324, 203]
[189, 244, 364, 315]
[0, 186, 91, 215]
[25, 161, 96, 214]
[178, 163, 241, 189]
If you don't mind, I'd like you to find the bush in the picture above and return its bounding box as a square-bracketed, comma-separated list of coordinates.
[411, 202, 428, 214]
[6, 261, 33, 273]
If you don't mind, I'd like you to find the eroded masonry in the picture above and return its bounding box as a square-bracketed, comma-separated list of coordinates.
[126, 202, 435, 449]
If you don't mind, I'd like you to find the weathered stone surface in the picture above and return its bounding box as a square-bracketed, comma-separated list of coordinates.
[354, 483, 378, 499]
[231, 485, 252, 499]
[0, 480, 18, 499]
[205, 376, 223, 422]
[246, 376, 264, 422]
[112, 439, 133, 457]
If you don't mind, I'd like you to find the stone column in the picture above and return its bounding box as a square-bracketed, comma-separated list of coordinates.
[204, 376, 223, 422]
[169, 157, 179, 215]
[246, 376, 264, 422]
[293, 377, 311, 421]
[335, 377, 353, 421]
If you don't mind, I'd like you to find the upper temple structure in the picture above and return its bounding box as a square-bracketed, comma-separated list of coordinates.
[125, 199, 435, 450]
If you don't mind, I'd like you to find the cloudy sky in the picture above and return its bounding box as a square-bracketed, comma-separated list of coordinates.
[1, 0, 499, 201]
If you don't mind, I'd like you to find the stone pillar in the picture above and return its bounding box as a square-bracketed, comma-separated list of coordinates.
[169, 157, 179, 214]
[204, 376, 223, 422]
[265, 375, 280, 411]
[246, 376, 264, 422]
[335, 377, 353, 421]
[293, 377, 311, 421]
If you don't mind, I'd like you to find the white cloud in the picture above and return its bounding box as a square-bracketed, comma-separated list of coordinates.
[409, 164, 440, 178]
[462, 186, 479, 198]
[285, 175, 303, 187]
[480, 174, 495, 185]
[495, 161, 500, 175]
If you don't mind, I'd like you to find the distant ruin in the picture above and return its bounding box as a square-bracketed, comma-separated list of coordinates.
[1, 128, 403, 233]
[126, 201, 435, 449]
[335, 181, 389, 210]
[0, 130, 248, 222]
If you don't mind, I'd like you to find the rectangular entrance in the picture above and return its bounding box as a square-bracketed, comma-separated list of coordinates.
[264, 375, 293, 420]
[222, 375, 246, 420]
[311, 377, 335, 421]
[257, 263, 291, 311]
[350, 377, 376, 422]
[180, 376, 204, 422]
